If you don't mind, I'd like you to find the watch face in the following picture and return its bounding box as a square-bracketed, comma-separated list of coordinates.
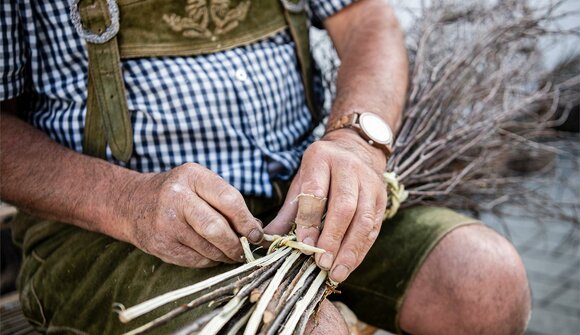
[359, 113, 393, 145]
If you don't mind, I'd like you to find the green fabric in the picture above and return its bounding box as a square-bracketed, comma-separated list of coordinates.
[14, 205, 479, 334]
[80, 0, 133, 162]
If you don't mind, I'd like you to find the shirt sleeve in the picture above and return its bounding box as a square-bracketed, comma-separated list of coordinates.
[1, 1, 27, 101]
[308, 0, 355, 28]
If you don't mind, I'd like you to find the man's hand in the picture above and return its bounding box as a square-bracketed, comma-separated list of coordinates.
[0, 109, 263, 269]
[266, 130, 388, 282]
[266, 0, 407, 283]
[118, 163, 264, 268]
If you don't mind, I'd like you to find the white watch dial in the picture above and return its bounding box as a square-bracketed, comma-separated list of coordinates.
[359, 113, 393, 145]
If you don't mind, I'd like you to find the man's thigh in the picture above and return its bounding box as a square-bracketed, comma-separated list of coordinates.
[335, 206, 481, 334]
[15, 215, 238, 334]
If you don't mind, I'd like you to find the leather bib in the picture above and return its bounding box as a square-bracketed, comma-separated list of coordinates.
[76, 0, 319, 162]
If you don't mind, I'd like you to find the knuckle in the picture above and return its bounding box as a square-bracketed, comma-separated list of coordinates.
[323, 229, 344, 245]
[217, 184, 243, 206]
[334, 202, 357, 219]
[300, 180, 327, 198]
[195, 258, 216, 268]
[196, 217, 223, 239]
[339, 248, 360, 268]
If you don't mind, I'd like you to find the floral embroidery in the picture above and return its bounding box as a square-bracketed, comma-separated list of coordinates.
[163, 0, 251, 39]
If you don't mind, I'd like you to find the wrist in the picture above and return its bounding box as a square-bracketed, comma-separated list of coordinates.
[321, 128, 387, 172]
[90, 164, 144, 242]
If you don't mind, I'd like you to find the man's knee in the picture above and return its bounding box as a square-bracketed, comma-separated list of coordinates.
[400, 225, 531, 335]
[305, 299, 349, 335]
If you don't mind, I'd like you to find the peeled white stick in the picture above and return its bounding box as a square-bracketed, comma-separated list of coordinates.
[278, 270, 328, 335]
[118, 247, 292, 323]
[287, 262, 318, 299]
[243, 251, 302, 335]
[226, 306, 256, 335]
[198, 295, 249, 335]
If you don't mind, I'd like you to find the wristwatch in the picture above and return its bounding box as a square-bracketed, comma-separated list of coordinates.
[324, 112, 394, 156]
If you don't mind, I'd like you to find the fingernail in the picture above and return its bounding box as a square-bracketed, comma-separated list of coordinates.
[248, 229, 263, 244]
[303, 237, 315, 246]
[331, 265, 349, 283]
[319, 252, 334, 270]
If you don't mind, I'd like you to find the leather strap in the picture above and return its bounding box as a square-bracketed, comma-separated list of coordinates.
[83, 71, 107, 158]
[282, 1, 321, 124]
[80, 0, 133, 162]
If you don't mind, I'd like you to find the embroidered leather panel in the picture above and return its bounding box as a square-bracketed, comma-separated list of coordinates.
[115, 0, 288, 58]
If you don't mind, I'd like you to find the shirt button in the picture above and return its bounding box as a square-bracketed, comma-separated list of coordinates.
[235, 69, 248, 82]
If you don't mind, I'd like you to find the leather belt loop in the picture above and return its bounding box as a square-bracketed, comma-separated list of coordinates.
[280, 0, 322, 126]
[77, 0, 133, 162]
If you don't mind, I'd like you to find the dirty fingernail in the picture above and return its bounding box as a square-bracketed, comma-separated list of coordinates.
[319, 252, 334, 270]
[248, 229, 263, 244]
[331, 264, 349, 283]
[303, 237, 315, 246]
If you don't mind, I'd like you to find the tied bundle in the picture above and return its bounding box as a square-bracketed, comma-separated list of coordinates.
[117, 0, 580, 334]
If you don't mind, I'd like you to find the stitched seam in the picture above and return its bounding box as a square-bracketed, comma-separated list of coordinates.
[47, 326, 91, 335]
[31, 250, 46, 264]
[120, 25, 287, 58]
[30, 282, 47, 327]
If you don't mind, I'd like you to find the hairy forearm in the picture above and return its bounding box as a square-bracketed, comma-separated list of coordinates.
[0, 109, 138, 240]
[326, 0, 408, 132]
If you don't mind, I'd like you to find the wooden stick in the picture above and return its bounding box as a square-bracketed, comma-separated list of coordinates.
[171, 308, 222, 335]
[263, 267, 319, 335]
[261, 256, 307, 325]
[244, 251, 302, 335]
[279, 270, 328, 335]
[118, 247, 292, 323]
[198, 296, 249, 335]
[225, 305, 256, 335]
[294, 284, 327, 335]
[121, 256, 285, 335]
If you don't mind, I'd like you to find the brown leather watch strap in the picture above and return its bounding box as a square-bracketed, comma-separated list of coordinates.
[324, 112, 393, 157]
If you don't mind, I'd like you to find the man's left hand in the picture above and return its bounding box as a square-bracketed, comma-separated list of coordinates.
[265, 129, 388, 283]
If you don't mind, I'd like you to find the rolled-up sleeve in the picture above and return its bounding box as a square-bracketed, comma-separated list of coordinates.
[309, 0, 355, 28]
[1, 1, 27, 100]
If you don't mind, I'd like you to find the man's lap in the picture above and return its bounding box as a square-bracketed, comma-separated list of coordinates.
[13, 206, 479, 334]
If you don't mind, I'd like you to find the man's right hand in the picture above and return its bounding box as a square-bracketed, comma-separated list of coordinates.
[116, 163, 264, 268]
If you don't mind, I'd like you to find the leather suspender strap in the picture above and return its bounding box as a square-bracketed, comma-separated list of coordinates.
[78, 0, 133, 162]
[280, 0, 322, 124]
[83, 72, 107, 158]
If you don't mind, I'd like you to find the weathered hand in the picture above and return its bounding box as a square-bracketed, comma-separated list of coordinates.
[117, 163, 263, 268]
[265, 129, 388, 283]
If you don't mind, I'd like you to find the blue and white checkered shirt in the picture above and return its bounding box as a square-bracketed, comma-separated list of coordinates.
[1, 0, 351, 197]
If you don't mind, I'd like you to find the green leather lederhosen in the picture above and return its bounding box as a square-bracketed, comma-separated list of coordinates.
[14, 1, 483, 334]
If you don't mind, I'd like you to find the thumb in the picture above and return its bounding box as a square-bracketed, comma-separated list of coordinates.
[264, 179, 301, 235]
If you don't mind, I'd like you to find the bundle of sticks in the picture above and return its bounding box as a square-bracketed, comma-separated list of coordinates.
[116, 0, 580, 334]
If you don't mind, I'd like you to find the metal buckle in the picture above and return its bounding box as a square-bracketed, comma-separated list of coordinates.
[280, 0, 306, 13]
[70, 0, 120, 44]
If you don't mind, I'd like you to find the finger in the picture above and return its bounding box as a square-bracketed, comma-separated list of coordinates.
[177, 226, 236, 264]
[265, 178, 301, 236]
[313, 165, 358, 267]
[194, 170, 263, 244]
[294, 159, 331, 246]
[328, 188, 381, 283]
[183, 195, 245, 263]
[159, 243, 219, 268]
